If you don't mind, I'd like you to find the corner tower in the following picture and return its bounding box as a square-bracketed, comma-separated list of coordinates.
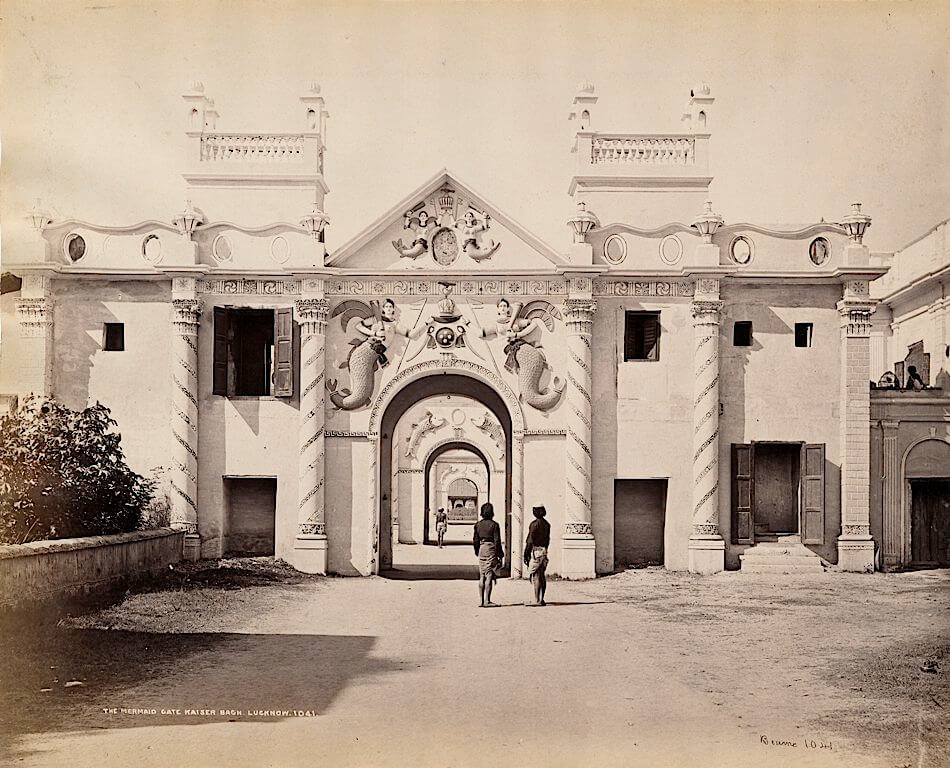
[569, 82, 713, 228]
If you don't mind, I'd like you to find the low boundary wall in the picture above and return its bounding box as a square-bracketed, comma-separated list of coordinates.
[0, 528, 183, 611]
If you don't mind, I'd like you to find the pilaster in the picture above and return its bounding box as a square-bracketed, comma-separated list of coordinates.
[688, 277, 725, 574]
[292, 292, 330, 574]
[170, 277, 201, 561]
[15, 274, 55, 398]
[561, 276, 597, 579]
[837, 279, 876, 572]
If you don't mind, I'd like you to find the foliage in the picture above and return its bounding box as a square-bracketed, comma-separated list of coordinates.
[0, 397, 154, 545]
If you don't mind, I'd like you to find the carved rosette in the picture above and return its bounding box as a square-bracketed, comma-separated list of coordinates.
[691, 298, 723, 536]
[563, 299, 596, 538]
[170, 298, 201, 538]
[296, 298, 330, 538]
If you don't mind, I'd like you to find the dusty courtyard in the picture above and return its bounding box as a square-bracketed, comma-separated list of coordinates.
[0, 558, 946, 768]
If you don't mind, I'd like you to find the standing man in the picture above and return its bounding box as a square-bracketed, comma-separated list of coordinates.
[473, 503, 504, 607]
[524, 506, 551, 606]
[435, 507, 448, 548]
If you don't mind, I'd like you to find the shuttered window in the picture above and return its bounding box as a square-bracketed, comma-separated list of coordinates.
[801, 444, 825, 544]
[731, 444, 753, 544]
[213, 307, 294, 398]
[624, 311, 660, 361]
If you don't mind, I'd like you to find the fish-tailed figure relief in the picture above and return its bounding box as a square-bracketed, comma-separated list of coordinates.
[454, 210, 500, 263]
[327, 298, 417, 410]
[482, 298, 564, 411]
[392, 208, 437, 263]
[471, 412, 505, 458]
[404, 410, 447, 458]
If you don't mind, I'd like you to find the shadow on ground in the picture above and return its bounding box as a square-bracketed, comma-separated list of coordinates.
[0, 621, 398, 764]
[380, 564, 480, 580]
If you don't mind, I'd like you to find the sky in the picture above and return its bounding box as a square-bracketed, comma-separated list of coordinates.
[1, 0, 948, 257]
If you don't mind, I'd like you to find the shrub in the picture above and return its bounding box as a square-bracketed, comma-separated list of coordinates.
[0, 397, 154, 544]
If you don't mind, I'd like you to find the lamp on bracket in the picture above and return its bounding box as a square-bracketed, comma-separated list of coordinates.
[301, 203, 330, 242]
[172, 199, 204, 239]
[567, 200, 599, 244]
[840, 202, 872, 244]
[26, 199, 53, 232]
[691, 200, 724, 243]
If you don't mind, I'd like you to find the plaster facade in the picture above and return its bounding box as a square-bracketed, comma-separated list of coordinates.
[2, 81, 909, 577]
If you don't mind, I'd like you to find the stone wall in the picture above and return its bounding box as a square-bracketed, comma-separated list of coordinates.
[0, 528, 183, 611]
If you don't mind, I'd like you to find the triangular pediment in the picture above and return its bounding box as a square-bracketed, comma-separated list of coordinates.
[327, 170, 565, 271]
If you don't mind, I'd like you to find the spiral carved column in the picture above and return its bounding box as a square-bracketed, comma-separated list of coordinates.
[688, 297, 725, 574]
[170, 294, 201, 561]
[293, 297, 330, 574]
[511, 431, 525, 578]
[561, 298, 596, 579]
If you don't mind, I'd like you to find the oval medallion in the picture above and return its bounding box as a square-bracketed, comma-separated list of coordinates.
[431, 227, 459, 266]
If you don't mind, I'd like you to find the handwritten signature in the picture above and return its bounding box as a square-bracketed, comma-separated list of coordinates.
[760, 735, 833, 751]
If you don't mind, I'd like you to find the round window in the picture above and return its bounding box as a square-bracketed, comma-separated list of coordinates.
[809, 237, 830, 266]
[65, 233, 86, 262]
[730, 236, 753, 265]
[659, 235, 683, 265]
[212, 234, 233, 263]
[141, 234, 163, 264]
[604, 234, 627, 265]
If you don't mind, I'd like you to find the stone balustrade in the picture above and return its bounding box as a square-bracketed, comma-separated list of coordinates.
[591, 134, 695, 166]
[200, 133, 307, 162]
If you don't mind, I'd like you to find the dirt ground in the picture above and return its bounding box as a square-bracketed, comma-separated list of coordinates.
[0, 558, 946, 768]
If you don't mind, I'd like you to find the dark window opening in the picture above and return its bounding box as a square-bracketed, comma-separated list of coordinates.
[733, 321, 753, 347]
[213, 307, 294, 397]
[795, 323, 813, 348]
[624, 311, 660, 361]
[103, 323, 124, 351]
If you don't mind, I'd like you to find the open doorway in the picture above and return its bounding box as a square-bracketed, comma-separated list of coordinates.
[378, 375, 512, 580]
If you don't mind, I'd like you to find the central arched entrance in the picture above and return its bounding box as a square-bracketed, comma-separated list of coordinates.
[423, 441, 491, 545]
[378, 374, 513, 577]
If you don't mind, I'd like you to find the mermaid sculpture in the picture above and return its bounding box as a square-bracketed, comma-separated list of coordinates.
[392, 209, 437, 263]
[454, 210, 500, 263]
[482, 298, 564, 411]
[327, 298, 419, 410]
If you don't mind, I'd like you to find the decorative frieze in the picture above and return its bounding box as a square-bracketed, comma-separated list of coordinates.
[198, 278, 301, 295]
[326, 430, 373, 438]
[325, 278, 566, 297]
[523, 429, 567, 436]
[592, 280, 694, 298]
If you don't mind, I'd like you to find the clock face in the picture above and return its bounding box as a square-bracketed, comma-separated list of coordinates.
[431, 227, 459, 266]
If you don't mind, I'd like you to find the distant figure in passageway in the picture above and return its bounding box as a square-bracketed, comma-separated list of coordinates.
[524, 505, 551, 607]
[435, 507, 448, 548]
[473, 503, 504, 607]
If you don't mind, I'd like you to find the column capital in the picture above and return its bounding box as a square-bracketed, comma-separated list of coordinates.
[172, 297, 201, 334]
[691, 299, 723, 324]
[562, 298, 597, 334]
[295, 297, 330, 335]
[16, 297, 53, 338]
[837, 299, 875, 336]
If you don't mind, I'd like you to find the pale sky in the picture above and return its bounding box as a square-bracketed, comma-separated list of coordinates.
[1, 0, 947, 257]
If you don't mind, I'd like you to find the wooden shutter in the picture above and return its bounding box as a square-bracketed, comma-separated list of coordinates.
[732, 443, 753, 544]
[644, 314, 660, 361]
[212, 307, 229, 396]
[801, 444, 825, 544]
[273, 307, 294, 397]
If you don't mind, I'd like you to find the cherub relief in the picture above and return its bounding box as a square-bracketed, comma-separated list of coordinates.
[392, 209, 437, 262]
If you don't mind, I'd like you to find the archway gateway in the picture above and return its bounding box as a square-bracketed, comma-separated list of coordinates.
[423, 441, 491, 545]
[378, 374, 514, 575]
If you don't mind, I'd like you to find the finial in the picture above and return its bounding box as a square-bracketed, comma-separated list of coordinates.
[840, 202, 872, 244]
[691, 200, 724, 243]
